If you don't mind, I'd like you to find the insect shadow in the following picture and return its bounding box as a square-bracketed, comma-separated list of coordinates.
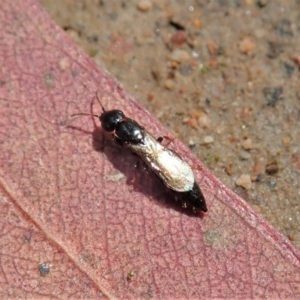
[92, 125, 204, 217]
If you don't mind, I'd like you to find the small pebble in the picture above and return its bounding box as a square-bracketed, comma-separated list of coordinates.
[240, 150, 251, 160]
[207, 40, 218, 55]
[179, 63, 193, 76]
[65, 28, 81, 44]
[265, 160, 279, 175]
[169, 49, 190, 63]
[203, 135, 214, 144]
[229, 136, 237, 143]
[247, 81, 254, 92]
[292, 54, 300, 67]
[225, 165, 233, 176]
[252, 164, 260, 173]
[188, 138, 196, 147]
[136, 0, 152, 12]
[236, 174, 252, 190]
[252, 204, 262, 213]
[190, 110, 200, 118]
[198, 113, 210, 128]
[267, 179, 277, 188]
[171, 31, 187, 46]
[256, 0, 267, 8]
[242, 138, 252, 150]
[147, 93, 154, 101]
[187, 118, 198, 128]
[164, 79, 175, 90]
[282, 136, 290, 147]
[192, 19, 202, 29]
[239, 36, 256, 55]
[251, 173, 264, 182]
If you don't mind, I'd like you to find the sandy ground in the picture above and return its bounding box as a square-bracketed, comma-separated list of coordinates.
[38, 0, 300, 249]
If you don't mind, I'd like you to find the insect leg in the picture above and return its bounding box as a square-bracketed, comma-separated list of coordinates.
[156, 135, 176, 146]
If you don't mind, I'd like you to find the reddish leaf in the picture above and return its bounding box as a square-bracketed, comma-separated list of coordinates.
[1, 0, 300, 298]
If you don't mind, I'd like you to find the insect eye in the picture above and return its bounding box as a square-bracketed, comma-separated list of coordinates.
[100, 110, 124, 132]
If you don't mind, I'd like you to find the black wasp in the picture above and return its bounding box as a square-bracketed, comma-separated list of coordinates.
[71, 94, 207, 213]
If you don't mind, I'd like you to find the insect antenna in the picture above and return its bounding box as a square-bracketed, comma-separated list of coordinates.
[95, 90, 106, 112]
[70, 89, 104, 119]
[70, 112, 100, 118]
[68, 88, 110, 124]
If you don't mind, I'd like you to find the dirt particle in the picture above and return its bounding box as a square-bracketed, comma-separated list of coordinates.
[256, 0, 267, 8]
[147, 286, 154, 297]
[207, 40, 218, 56]
[247, 81, 254, 92]
[198, 113, 210, 128]
[242, 138, 252, 150]
[252, 163, 264, 174]
[203, 135, 214, 144]
[38, 262, 50, 276]
[224, 165, 233, 176]
[236, 174, 252, 190]
[187, 117, 198, 128]
[291, 54, 300, 68]
[104, 172, 125, 182]
[169, 49, 190, 63]
[164, 79, 175, 90]
[179, 63, 193, 76]
[266, 179, 277, 188]
[282, 136, 290, 148]
[262, 86, 283, 107]
[239, 36, 256, 55]
[44, 72, 55, 87]
[24, 232, 31, 243]
[283, 62, 295, 76]
[288, 234, 295, 242]
[265, 160, 279, 175]
[267, 41, 283, 59]
[109, 35, 132, 57]
[207, 40, 218, 67]
[127, 270, 135, 281]
[191, 110, 201, 118]
[229, 136, 237, 143]
[192, 19, 202, 29]
[252, 204, 262, 213]
[275, 19, 293, 37]
[240, 150, 251, 160]
[170, 30, 187, 46]
[59, 57, 70, 70]
[136, 0, 152, 12]
[188, 138, 196, 147]
[65, 28, 81, 43]
[251, 173, 264, 182]
[147, 93, 154, 101]
[291, 154, 300, 170]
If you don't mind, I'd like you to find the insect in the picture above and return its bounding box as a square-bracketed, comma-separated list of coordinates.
[71, 94, 207, 213]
